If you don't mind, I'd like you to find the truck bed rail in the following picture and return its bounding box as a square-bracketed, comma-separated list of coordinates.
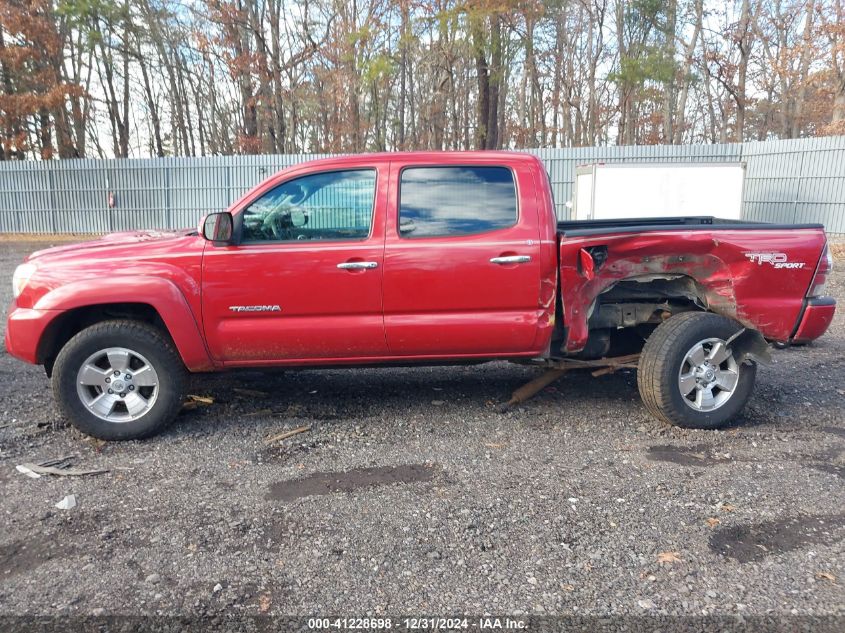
[557, 216, 823, 238]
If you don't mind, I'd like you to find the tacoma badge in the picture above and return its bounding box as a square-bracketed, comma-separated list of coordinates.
[228, 305, 282, 313]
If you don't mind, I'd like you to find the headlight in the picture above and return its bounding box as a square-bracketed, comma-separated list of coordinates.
[12, 263, 36, 298]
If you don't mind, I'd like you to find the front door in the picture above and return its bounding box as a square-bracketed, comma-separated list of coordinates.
[201, 167, 388, 363]
[382, 161, 543, 357]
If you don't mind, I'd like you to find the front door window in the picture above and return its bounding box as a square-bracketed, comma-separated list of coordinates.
[242, 169, 376, 243]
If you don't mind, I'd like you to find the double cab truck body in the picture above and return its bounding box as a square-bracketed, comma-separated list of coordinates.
[5, 152, 836, 439]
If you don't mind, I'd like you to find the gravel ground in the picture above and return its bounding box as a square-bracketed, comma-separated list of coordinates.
[0, 239, 843, 628]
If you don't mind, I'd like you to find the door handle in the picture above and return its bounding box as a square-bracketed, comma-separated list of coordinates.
[337, 261, 379, 270]
[490, 255, 532, 265]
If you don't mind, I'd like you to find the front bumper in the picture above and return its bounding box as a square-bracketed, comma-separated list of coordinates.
[791, 297, 836, 343]
[4, 305, 57, 365]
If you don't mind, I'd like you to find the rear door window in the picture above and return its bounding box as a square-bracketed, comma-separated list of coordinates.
[398, 166, 517, 238]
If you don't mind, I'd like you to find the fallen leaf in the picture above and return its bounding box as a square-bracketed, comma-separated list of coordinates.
[85, 437, 107, 451]
[561, 584, 574, 592]
[258, 592, 272, 613]
[485, 442, 505, 449]
[720, 503, 736, 513]
[815, 572, 836, 583]
[706, 517, 721, 529]
[657, 551, 682, 564]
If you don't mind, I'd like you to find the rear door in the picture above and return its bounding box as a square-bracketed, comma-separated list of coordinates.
[382, 159, 543, 357]
[201, 166, 388, 363]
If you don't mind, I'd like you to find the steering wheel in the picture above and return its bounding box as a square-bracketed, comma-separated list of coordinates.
[261, 185, 308, 240]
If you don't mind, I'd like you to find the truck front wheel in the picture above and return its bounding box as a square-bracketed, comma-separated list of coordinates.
[52, 320, 187, 440]
[637, 312, 757, 429]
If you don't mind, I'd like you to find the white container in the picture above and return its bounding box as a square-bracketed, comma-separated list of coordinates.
[573, 162, 745, 221]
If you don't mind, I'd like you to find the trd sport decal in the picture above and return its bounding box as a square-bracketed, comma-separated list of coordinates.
[743, 252, 805, 269]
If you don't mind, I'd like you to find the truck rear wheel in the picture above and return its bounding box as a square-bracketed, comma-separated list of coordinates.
[637, 312, 757, 429]
[52, 320, 186, 440]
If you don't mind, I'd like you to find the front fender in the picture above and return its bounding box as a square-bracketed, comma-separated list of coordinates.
[33, 276, 214, 371]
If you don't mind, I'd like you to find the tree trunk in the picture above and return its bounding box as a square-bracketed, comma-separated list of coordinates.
[733, 0, 751, 141]
[471, 16, 489, 149]
[486, 15, 501, 149]
[662, 0, 677, 144]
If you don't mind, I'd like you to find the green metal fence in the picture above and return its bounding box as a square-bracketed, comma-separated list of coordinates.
[1, 136, 843, 234]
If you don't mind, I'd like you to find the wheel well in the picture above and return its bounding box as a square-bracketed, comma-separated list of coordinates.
[39, 303, 168, 376]
[578, 276, 710, 358]
[589, 276, 708, 329]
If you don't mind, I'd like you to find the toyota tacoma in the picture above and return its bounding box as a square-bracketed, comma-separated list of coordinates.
[5, 152, 836, 439]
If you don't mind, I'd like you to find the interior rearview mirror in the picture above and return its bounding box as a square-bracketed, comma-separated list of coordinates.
[202, 212, 234, 244]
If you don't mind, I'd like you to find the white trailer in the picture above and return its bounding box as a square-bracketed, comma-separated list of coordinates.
[572, 162, 745, 221]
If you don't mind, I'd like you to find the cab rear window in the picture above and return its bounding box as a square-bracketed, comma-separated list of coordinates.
[398, 166, 517, 238]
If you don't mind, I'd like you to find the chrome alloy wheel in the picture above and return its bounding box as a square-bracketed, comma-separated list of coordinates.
[678, 337, 739, 412]
[75, 347, 159, 422]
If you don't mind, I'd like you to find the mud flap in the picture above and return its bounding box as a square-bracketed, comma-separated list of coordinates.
[727, 328, 772, 366]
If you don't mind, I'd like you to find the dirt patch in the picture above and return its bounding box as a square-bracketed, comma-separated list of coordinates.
[267, 464, 436, 502]
[646, 444, 731, 467]
[0, 534, 79, 581]
[709, 514, 845, 563]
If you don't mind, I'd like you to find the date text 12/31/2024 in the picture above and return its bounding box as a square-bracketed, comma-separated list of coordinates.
[307, 617, 527, 630]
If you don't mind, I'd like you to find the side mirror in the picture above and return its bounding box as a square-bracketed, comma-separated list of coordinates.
[202, 212, 234, 244]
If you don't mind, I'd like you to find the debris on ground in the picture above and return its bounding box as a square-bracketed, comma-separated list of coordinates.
[264, 425, 310, 445]
[657, 551, 682, 564]
[16, 465, 41, 479]
[55, 495, 77, 510]
[15, 455, 108, 478]
[183, 395, 214, 410]
[501, 354, 641, 411]
[502, 368, 567, 410]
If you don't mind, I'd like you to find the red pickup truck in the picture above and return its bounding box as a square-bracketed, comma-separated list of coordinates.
[5, 152, 835, 440]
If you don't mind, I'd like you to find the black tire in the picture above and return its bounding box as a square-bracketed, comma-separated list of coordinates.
[637, 312, 757, 429]
[52, 320, 187, 440]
